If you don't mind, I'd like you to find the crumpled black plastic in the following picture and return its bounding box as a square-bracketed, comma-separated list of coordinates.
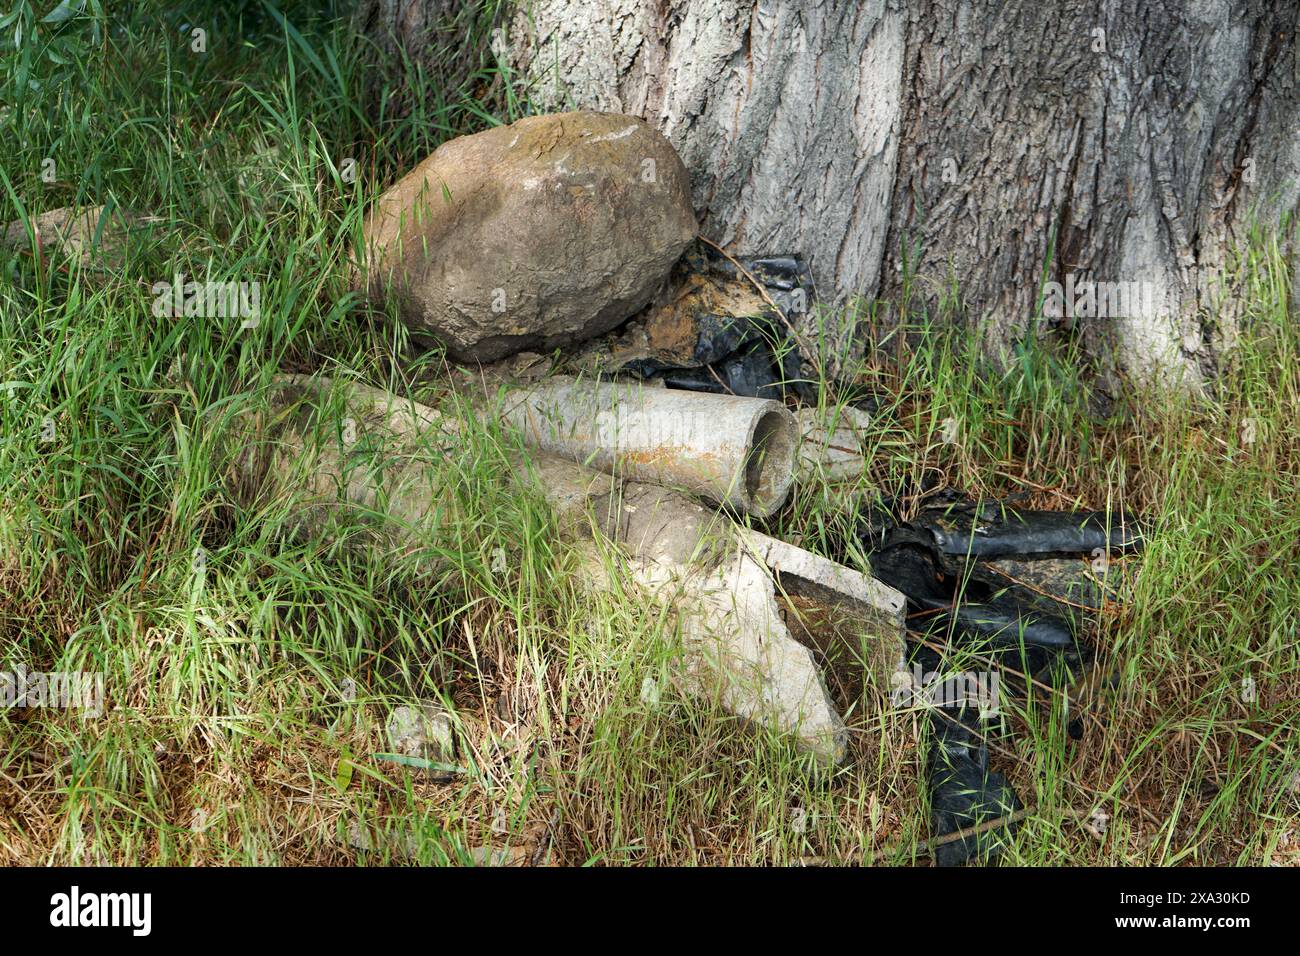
[707, 254, 814, 308]
[636, 340, 807, 402]
[862, 495, 1145, 865]
[617, 248, 821, 403]
[863, 526, 1082, 667]
[910, 500, 1144, 558]
[927, 708, 1023, 866]
[598, 247, 897, 412]
[861, 499, 1141, 664]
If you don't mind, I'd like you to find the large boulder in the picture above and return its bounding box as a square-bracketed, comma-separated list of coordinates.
[360, 111, 698, 362]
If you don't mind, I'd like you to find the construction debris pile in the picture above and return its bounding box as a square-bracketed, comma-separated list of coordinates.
[216, 109, 1146, 864]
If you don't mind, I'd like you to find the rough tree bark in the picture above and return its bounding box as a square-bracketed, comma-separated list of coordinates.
[361, 0, 1300, 391]
[876, 0, 1300, 388]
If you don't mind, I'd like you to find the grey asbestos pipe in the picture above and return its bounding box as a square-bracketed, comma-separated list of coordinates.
[499, 377, 797, 518]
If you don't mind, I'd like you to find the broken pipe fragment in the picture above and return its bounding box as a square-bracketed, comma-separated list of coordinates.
[500, 376, 798, 518]
[795, 405, 871, 483]
[506, 456, 907, 767]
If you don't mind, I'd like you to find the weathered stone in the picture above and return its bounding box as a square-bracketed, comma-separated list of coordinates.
[360, 111, 697, 362]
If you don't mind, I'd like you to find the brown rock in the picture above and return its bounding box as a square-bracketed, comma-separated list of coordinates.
[360, 111, 697, 362]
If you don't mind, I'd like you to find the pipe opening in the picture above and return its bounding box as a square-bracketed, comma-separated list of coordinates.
[744, 409, 796, 513]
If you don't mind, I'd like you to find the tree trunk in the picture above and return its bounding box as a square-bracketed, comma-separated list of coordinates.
[875, 0, 1300, 389]
[367, 0, 1300, 391]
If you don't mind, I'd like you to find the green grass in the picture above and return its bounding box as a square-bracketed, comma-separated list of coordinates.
[0, 1, 1296, 865]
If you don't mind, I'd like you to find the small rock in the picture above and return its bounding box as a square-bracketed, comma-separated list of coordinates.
[790, 806, 808, 834]
[1085, 807, 1110, 840]
[346, 819, 376, 852]
[386, 701, 455, 776]
[360, 110, 697, 362]
[940, 416, 960, 445]
[346, 820, 420, 858]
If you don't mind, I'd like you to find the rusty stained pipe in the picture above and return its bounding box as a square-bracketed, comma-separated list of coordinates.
[500, 376, 798, 518]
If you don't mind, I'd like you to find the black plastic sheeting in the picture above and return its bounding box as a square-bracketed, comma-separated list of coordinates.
[862, 495, 1144, 865]
[864, 526, 1080, 662]
[927, 708, 1024, 867]
[861, 499, 1142, 667]
[614, 249, 823, 404]
[910, 500, 1144, 559]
